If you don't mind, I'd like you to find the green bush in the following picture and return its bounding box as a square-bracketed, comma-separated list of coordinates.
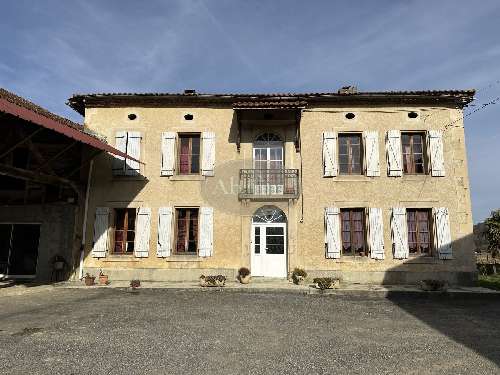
[291, 268, 307, 284]
[313, 277, 335, 290]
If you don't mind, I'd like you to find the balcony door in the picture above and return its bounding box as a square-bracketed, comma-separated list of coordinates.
[251, 206, 287, 278]
[253, 133, 283, 195]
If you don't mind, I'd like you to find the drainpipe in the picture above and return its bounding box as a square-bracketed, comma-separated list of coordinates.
[79, 159, 93, 280]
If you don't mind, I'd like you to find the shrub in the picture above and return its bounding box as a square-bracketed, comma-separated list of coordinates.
[130, 279, 141, 288]
[291, 268, 307, 284]
[238, 267, 251, 278]
[313, 277, 335, 290]
[200, 275, 226, 287]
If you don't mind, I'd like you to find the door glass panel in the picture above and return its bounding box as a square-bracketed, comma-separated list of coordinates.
[254, 227, 260, 254]
[266, 227, 284, 235]
[266, 226, 285, 254]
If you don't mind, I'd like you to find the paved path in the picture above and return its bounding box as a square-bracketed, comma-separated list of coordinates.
[0, 288, 498, 374]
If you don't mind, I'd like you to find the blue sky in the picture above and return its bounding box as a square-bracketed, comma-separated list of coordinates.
[1, 0, 499, 222]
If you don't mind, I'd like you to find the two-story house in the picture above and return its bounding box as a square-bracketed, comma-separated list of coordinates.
[68, 87, 476, 285]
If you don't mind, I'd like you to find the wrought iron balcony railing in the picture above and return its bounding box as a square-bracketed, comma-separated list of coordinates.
[239, 169, 299, 199]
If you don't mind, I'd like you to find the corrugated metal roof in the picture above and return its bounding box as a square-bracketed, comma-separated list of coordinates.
[0, 88, 139, 163]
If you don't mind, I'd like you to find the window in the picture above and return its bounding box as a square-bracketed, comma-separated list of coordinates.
[178, 134, 200, 174]
[407, 209, 432, 256]
[338, 134, 362, 175]
[402, 132, 426, 174]
[113, 208, 136, 254]
[341, 209, 366, 255]
[113, 131, 141, 176]
[175, 208, 199, 254]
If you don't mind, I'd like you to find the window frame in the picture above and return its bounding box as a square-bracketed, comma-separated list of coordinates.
[113, 131, 142, 177]
[340, 208, 367, 256]
[401, 131, 428, 175]
[174, 207, 199, 255]
[177, 133, 201, 175]
[406, 208, 434, 256]
[338, 133, 363, 175]
[111, 208, 137, 255]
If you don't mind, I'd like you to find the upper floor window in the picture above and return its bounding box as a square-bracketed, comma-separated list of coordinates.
[407, 209, 432, 256]
[401, 132, 426, 174]
[340, 208, 366, 256]
[112, 208, 136, 254]
[178, 134, 200, 174]
[338, 134, 362, 175]
[113, 131, 141, 176]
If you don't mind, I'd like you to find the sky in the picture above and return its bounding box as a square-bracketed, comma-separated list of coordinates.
[0, 0, 499, 222]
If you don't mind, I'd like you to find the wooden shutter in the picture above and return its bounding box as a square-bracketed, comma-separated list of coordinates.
[112, 131, 127, 175]
[324, 207, 341, 259]
[92, 207, 109, 258]
[386, 130, 403, 177]
[434, 207, 452, 259]
[157, 207, 173, 257]
[428, 130, 445, 177]
[391, 207, 409, 259]
[198, 207, 214, 257]
[201, 132, 216, 176]
[322, 132, 338, 177]
[161, 132, 176, 176]
[134, 207, 151, 258]
[368, 207, 385, 259]
[125, 131, 141, 176]
[364, 131, 380, 177]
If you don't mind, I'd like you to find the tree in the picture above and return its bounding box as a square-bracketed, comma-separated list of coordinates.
[485, 209, 500, 274]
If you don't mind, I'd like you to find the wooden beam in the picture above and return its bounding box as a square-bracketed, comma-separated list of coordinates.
[0, 127, 44, 159]
[0, 163, 81, 188]
[35, 141, 77, 172]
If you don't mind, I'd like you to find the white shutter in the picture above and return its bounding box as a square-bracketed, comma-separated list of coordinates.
[125, 131, 141, 176]
[322, 132, 338, 177]
[157, 207, 173, 257]
[201, 132, 216, 176]
[134, 207, 151, 258]
[386, 130, 403, 177]
[428, 130, 445, 177]
[368, 208, 385, 259]
[198, 207, 214, 257]
[112, 131, 127, 175]
[92, 207, 109, 258]
[391, 207, 409, 259]
[434, 207, 453, 259]
[364, 131, 380, 177]
[324, 207, 341, 259]
[161, 132, 176, 176]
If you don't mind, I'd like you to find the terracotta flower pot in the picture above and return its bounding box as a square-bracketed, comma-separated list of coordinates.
[99, 275, 109, 285]
[239, 275, 251, 284]
[84, 277, 95, 286]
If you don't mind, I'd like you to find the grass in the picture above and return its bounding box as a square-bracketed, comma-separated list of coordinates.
[478, 274, 500, 290]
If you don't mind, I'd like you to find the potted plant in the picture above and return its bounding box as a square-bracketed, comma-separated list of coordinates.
[83, 273, 95, 286]
[130, 279, 141, 289]
[237, 267, 251, 284]
[199, 275, 226, 287]
[98, 269, 109, 285]
[420, 279, 448, 292]
[291, 268, 307, 285]
[313, 277, 340, 290]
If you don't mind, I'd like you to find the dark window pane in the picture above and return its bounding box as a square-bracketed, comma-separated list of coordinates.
[267, 245, 284, 254]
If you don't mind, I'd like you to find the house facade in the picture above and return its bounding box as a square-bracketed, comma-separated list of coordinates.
[68, 87, 476, 285]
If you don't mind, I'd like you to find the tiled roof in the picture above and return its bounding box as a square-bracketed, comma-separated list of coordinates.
[68, 89, 476, 115]
[233, 100, 308, 109]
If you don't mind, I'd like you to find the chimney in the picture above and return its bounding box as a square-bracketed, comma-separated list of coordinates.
[338, 85, 358, 94]
[184, 89, 196, 95]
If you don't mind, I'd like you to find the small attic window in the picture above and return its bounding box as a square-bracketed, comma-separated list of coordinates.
[345, 112, 356, 120]
[128, 114, 137, 120]
[184, 114, 194, 121]
[408, 111, 418, 119]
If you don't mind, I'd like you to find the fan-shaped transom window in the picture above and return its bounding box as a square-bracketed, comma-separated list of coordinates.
[255, 133, 282, 144]
[252, 205, 287, 223]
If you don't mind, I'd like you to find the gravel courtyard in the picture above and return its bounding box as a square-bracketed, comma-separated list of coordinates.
[0, 288, 498, 374]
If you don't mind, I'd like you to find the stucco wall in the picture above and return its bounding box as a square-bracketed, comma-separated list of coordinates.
[81, 104, 475, 284]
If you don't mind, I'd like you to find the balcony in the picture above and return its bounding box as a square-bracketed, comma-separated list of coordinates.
[239, 169, 300, 200]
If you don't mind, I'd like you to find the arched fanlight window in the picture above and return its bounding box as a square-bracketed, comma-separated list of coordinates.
[252, 205, 287, 223]
[255, 133, 282, 143]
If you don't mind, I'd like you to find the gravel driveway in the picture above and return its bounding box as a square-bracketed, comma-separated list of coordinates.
[0, 288, 498, 374]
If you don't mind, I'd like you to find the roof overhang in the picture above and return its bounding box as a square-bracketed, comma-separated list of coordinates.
[233, 100, 307, 110]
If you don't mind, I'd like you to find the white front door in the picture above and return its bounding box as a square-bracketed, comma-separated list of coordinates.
[251, 223, 287, 277]
[253, 145, 284, 195]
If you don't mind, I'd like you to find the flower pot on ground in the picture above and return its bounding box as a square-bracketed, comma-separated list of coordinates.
[420, 279, 448, 292]
[83, 273, 95, 286]
[237, 267, 251, 284]
[98, 270, 109, 285]
[313, 277, 340, 290]
[130, 279, 141, 289]
[291, 268, 307, 285]
[200, 275, 226, 287]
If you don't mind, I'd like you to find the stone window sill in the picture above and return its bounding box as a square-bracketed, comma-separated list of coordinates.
[169, 175, 205, 181]
[165, 255, 203, 262]
[102, 256, 140, 263]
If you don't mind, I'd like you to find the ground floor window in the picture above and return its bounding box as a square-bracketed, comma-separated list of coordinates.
[113, 208, 136, 254]
[341, 208, 366, 255]
[175, 208, 199, 254]
[407, 209, 432, 256]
